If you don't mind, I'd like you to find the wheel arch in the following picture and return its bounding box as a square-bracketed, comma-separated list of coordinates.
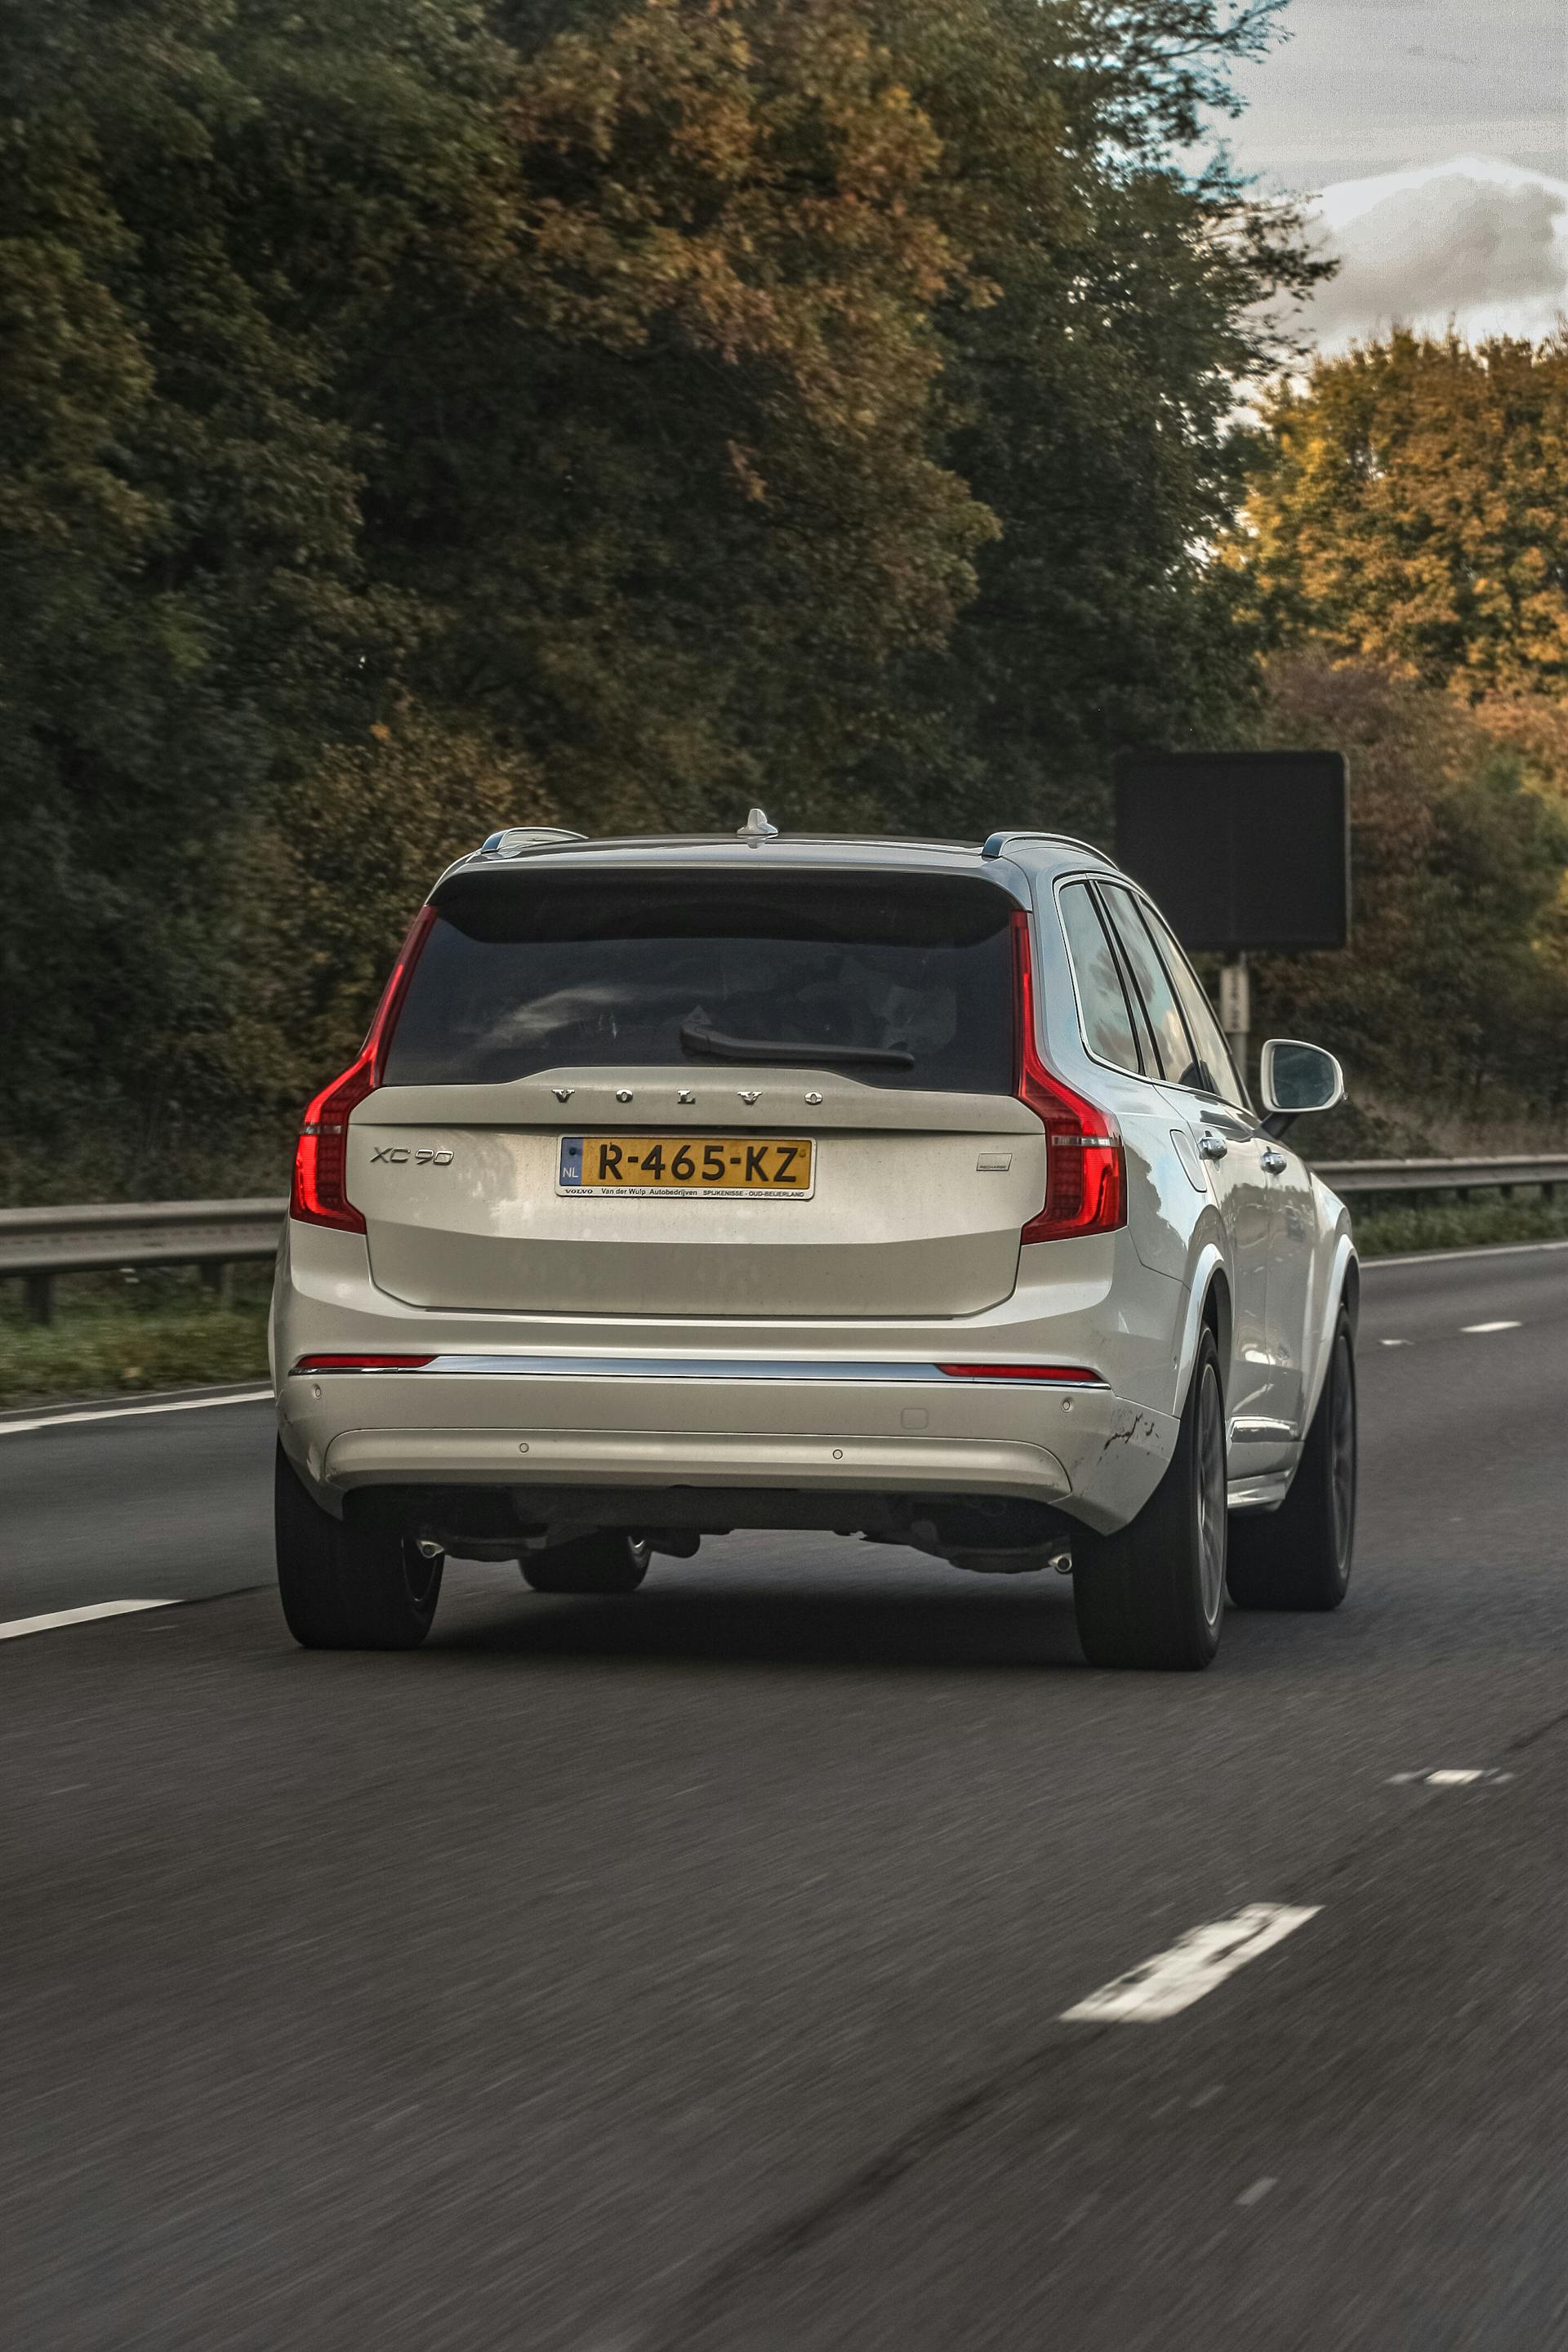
[1174, 1243, 1232, 1415]
[1340, 1249, 1361, 1335]
[1300, 1228, 1359, 1433]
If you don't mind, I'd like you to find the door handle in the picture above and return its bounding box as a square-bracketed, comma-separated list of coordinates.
[1197, 1133, 1228, 1161]
[1260, 1148, 1287, 1174]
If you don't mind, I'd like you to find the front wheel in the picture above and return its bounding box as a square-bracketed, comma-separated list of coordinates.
[1072, 1327, 1227, 1671]
[274, 1445, 443, 1650]
[522, 1533, 650, 1595]
[1227, 1307, 1356, 1611]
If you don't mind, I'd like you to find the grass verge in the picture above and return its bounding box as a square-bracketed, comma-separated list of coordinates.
[0, 1270, 271, 1410]
[1350, 1193, 1568, 1259]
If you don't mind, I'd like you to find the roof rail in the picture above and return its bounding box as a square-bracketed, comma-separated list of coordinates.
[980, 830, 1112, 864]
[477, 826, 587, 859]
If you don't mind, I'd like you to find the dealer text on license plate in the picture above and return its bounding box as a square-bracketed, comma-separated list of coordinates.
[558, 1135, 813, 1198]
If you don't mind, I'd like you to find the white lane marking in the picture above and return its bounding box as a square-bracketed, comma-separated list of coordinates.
[0, 1388, 271, 1440]
[0, 1599, 180, 1642]
[1462, 1321, 1521, 1334]
[1060, 1904, 1321, 2025]
[1236, 2178, 1278, 2209]
[1379, 1339, 1410, 1347]
[1364, 1238, 1568, 1270]
[1388, 1767, 1512, 1787]
[1428, 1768, 1484, 1785]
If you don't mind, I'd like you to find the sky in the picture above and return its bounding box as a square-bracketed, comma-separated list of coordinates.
[1217, 0, 1568, 346]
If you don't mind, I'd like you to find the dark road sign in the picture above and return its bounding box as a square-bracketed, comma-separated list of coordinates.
[1113, 751, 1349, 952]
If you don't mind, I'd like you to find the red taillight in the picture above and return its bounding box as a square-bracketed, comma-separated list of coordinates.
[289, 906, 436, 1233]
[292, 1354, 437, 1372]
[1011, 911, 1126, 1243]
[937, 1363, 1105, 1383]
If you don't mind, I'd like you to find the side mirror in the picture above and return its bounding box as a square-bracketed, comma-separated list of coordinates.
[1259, 1038, 1344, 1118]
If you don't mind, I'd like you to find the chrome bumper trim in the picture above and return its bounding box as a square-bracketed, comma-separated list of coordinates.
[290, 1352, 1105, 1386]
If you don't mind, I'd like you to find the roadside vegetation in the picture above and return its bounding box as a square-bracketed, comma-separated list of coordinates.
[1350, 1196, 1568, 1262]
[0, 1269, 272, 1411]
[2, 4, 1566, 1250]
[2, 0, 1322, 1200]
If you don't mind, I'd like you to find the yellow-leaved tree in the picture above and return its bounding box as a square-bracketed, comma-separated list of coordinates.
[1238, 332, 1568, 697]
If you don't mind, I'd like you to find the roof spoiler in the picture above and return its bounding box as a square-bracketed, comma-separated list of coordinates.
[477, 826, 588, 859]
[981, 830, 1111, 863]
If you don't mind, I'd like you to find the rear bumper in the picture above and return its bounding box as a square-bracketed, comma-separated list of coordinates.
[276, 1356, 1176, 1533]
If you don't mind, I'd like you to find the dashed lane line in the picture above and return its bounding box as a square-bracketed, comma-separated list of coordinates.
[0, 1388, 271, 1439]
[1, 1599, 181, 1642]
[1059, 1904, 1322, 2025]
[1462, 1320, 1521, 1334]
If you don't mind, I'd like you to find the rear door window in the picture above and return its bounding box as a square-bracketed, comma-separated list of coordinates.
[382, 869, 1018, 1094]
[1058, 882, 1141, 1073]
[1137, 901, 1248, 1109]
[1098, 884, 1198, 1087]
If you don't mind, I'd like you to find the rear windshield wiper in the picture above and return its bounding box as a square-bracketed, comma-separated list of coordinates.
[678, 1020, 915, 1070]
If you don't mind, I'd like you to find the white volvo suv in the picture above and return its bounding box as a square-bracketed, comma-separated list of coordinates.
[271, 819, 1356, 1669]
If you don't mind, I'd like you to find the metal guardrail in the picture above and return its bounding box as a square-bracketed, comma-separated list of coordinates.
[2, 1156, 1566, 1323]
[1314, 1156, 1568, 1199]
[0, 1199, 286, 1323]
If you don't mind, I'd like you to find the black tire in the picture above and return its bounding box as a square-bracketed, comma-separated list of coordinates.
[1072, 1326, 1227, 1671]
[522, 1533, 650, 1596]
[274, 1443, 443, 1650]
[1227, 1307, 1356, 1611]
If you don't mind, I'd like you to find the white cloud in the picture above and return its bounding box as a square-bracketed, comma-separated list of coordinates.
[1302, 156, 1568, 347]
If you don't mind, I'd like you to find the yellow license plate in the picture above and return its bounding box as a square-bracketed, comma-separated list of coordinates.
[558, 1134, 813, 1198]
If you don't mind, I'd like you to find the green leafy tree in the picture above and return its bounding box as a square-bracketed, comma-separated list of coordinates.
[0, 0, 511, 1185]
[1, 0, 1325, 1192]
[869, 0, 1330, 836]
[1250, 656, 1568, 1118]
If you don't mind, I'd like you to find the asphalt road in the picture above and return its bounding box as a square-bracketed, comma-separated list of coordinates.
[3, 1243, 1568, 2350]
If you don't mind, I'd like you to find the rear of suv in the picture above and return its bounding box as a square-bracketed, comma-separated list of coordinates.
[272, 820, 1357, 1668]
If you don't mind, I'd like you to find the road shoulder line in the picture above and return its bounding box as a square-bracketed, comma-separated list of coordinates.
[0, 1387, 272, 1439]
[1, 1599, 180, 1641]
[1363, 1238, 1568, 1271]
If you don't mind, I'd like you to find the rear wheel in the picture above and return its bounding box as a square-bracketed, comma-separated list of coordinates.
[1227, 1308, 1356, 1611]
[274, 1444, 443, 1650]
[522, 1533, 650, 1596]
[1072, 1327, 1227, 1671]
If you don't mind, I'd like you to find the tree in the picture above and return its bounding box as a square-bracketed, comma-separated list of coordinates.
[0, 0, 512, 1184]
[864, 0, 1330, 838]
[1236, 332, 1568, 697]
[1248, 656, 1568, 1120]
[352, 0, 1000, 837]
[1, 0, 1325, 1192]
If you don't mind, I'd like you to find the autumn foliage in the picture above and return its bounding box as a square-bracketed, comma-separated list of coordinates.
[1241, 333, 1568, 697]
[0, 0, 1356, 1189]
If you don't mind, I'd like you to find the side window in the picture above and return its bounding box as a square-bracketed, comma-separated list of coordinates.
[1136, 900, 1247, 1109]
[1058, 883, 1140, 1072]
[1099, 884, 1196, 1087]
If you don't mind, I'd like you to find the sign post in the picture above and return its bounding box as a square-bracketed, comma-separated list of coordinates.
[1218, 953, 1250, 1085]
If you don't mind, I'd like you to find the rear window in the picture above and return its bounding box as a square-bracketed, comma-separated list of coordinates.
[381, 869, 1018, 1094]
